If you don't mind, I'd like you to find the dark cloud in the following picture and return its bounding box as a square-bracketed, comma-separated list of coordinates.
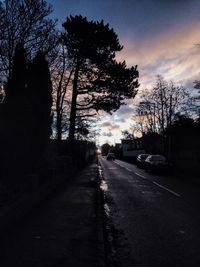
[115, 105, 134, 116]
[102, 132, 113, 137]
[111, 124, 120, 130]
[100, 121, 121, 130]
[114, 117, 126, 123]
[101, 121, 112, 127]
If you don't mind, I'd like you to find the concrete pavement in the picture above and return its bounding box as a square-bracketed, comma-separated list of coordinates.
[0, 162, 106, 267]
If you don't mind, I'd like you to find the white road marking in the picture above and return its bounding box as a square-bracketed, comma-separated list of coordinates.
[135, 172, 147, 179]
[115, 161, 133, 172]
[115, 161, 133, 171]
[153, 181, 181, 197]
[114, 160, 181, 198]
[114, 161, 124, 168]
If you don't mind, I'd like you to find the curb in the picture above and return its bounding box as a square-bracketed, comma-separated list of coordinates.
[96, 163, 107, 267]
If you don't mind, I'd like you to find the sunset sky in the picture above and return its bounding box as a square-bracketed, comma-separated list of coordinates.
[48, 0, 200, 145]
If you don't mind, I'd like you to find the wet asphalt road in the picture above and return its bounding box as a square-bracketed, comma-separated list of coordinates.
[99, 156, 200, 267]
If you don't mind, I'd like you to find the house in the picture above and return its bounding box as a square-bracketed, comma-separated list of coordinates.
[121, 138, 145, 161]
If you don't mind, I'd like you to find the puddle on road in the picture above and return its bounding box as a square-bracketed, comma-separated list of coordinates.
[98, 162, 133, 267]
[98, 166, 103, 178]
[98, 164, 109, 193]
[100, 180, 108, 192]
[103, 203, 110, 217]
[98, 164, 110, 218]
[179, 230, 185, 235]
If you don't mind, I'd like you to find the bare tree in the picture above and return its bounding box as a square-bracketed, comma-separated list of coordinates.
[193, 80, 200, 117]
[51, 41, 73, 140]
[135, 75, 190, 135]
[121, 130, 134, 140]
[51, 39, 98, 141]
[0, 0, 57, 90]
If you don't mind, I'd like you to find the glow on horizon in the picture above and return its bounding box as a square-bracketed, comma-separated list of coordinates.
[47, 0, 200, 146]
[98, 22, 200, 145]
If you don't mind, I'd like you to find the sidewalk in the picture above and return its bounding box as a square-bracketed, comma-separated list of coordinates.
[0, 162, 106, 267]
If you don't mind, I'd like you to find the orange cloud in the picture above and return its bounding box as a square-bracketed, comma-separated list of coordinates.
[117, 21, 200, 89]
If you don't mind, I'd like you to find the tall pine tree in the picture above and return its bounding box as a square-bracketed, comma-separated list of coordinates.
[62, 15, 139, 141]
[0, 45, 53, 186]
[27, 51, 53, 155]
[4, 43, 27, 101]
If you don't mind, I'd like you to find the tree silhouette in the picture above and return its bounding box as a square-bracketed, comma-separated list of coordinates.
[193, 80, 200, 117]
[0, 44, 32, 185]
[62, 15, 139, 142]
[0, 46, 53, 186]
[4, 43, 27, 100]
[136, 75, 189, 135]
[27, 51, 53, 155]
[121, 130, 134, 140]
[166, 114, 200, 163]
[51, 41, 72, 140]
[0, 0, 57, 91]
[101, 143, 112, 155]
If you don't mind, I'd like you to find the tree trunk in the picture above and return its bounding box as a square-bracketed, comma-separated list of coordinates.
[68, 58, 80, 142]
[56, 113, 62, 140]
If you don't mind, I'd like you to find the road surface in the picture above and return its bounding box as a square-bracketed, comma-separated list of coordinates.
[99, 156, 200, 267]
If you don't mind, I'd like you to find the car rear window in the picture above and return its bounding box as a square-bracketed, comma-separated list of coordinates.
[141, 154, 149, 159]
[152, 155, 166, 161]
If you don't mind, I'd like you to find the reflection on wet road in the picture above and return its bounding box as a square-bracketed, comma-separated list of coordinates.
[115, 159, 181, 197]
[99, 156, 200, 267]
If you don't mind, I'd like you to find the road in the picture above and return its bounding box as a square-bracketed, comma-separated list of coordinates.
[99, 156, 200, 267]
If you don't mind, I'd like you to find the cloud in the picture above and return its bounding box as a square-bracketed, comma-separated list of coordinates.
[100, 121, 121, 131]
[101, 121, 112, 127]
[117, 21, 200, 89]
[102, 132, 113, 137]
[98, 21, 200, 144]
[114, 117, 126, 123]
[114, 104, 134, 116]
[111, 124, 120, 130]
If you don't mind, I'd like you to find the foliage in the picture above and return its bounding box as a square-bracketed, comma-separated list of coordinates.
[166, 114, 200, 158]
[101, 143, 112, 155]
[0, 44, 53, 185]
[62, 15, 139, 141]
[121, 130, 134, 140]
[75, 118, 90, 140]
[4, 43, 27, 100]
[27, 51, 53, 152]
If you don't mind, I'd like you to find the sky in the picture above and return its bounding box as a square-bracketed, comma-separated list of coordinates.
[48, 0, 200, 145]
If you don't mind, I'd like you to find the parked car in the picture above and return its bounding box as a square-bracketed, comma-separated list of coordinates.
[106, 153, 115, 160]
[136, 154, 150, 168]
[144, 155, 168, 172]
